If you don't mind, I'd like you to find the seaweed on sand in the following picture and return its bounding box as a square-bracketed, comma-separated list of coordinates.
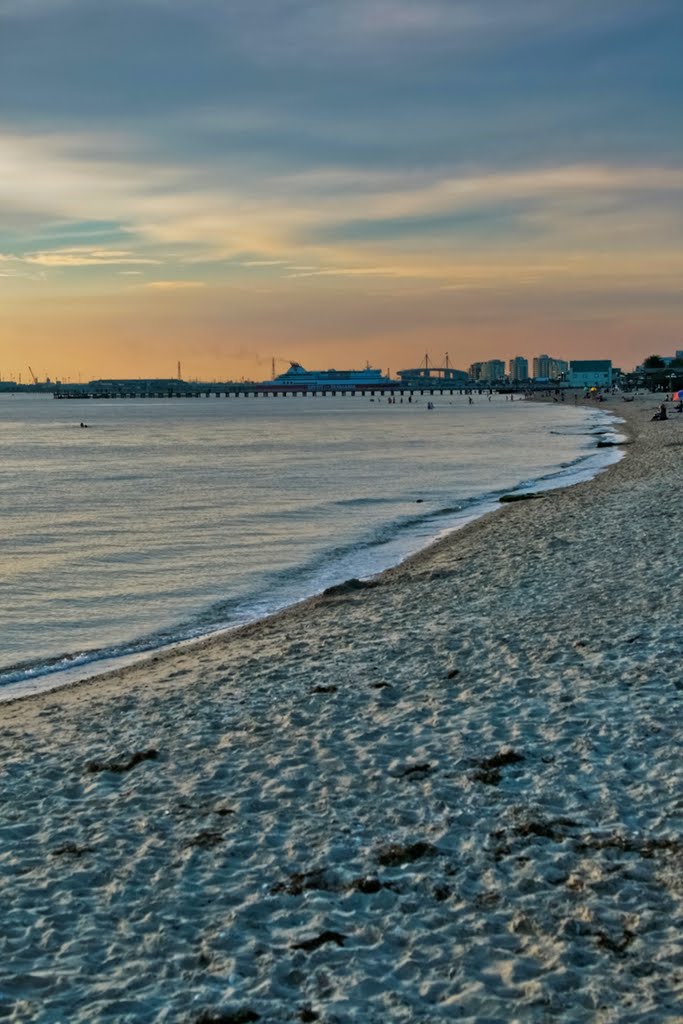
[472, 749, 524, 785]
[85, 749, 158, 774]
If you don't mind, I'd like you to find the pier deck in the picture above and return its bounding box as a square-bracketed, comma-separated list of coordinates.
[52, 382, 495, 400]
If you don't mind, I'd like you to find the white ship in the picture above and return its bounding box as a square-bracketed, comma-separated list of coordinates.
[267, 361, 390, 390]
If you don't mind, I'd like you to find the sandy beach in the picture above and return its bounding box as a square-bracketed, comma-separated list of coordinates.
[1, 395, 681, 1024]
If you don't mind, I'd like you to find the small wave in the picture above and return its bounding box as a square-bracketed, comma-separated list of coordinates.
[334, 496, 405, 508]
[427, 504, 464, 517]
[550, 429, 601, 437]
[0, 637, 170, 689]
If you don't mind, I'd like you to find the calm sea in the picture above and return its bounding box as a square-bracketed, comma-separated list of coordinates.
[0, 393, 621, 698]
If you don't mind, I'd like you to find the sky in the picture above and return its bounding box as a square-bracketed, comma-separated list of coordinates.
[0, 0, 681, 381]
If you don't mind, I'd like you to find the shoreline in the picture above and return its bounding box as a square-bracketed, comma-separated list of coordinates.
[0, 401, 622, 705]
[1, 394, 681, 1023]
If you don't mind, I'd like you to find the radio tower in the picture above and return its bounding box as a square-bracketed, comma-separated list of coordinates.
[177, 360, 182, 380]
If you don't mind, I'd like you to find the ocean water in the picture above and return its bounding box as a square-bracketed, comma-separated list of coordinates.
[0, 393, 621, 697]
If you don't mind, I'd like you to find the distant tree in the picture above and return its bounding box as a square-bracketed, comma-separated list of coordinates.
[671, 357, 683, 367]
[643, 355, 665, 369]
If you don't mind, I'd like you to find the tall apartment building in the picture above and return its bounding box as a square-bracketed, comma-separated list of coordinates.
[468, 362, 483, 381]
[509, 356, 529, 382]
[533, 354, 568, 380]
[549, 358, 569, 378]
[481, 359, 506, 382]
[532, 354, 551, 379]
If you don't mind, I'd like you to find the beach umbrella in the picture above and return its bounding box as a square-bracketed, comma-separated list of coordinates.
[673, 389, 683, 401]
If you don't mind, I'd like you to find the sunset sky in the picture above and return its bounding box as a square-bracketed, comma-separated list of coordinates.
[1, 0, 681, 382]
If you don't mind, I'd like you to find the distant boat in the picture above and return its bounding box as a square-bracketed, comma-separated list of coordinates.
[265, 361, 390, 390]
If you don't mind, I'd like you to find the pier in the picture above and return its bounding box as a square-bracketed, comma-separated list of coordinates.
[51, 381, 493, 400]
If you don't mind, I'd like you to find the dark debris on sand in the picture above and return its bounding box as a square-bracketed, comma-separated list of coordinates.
[489, 818, 682, 867]
[320, 578, 378, 598]
[50, 841, 94, 857]
[85, 748, 158, 774]
[193, 1010, 260, 1024]
[298, 1008, 319, 1022]
[576, 832, 683, 859]
[291, 930, 347, 953]
[271, 868, 334, 896]
[376, 841, 439, 866]
[184, 830, 224, 849]
[396, 762, 434, 780]
[595, 927, 636, 956]
[472, 749, 524, 785]
[271, 868, 397, 897]
[433, 883, 452, 901]
[351, 875, 399, 894]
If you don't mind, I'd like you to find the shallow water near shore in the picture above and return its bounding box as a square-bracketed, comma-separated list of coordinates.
[0, 393, 621, 697]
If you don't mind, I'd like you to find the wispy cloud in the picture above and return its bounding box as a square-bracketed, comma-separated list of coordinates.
[285, 266, 410, 279]
[241, 259, 287, 267]
[143, 280, 205, 290]
[21, 248, 160, 266]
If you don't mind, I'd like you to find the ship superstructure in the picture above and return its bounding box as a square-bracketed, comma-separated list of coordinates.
[267, 361, 389, 390]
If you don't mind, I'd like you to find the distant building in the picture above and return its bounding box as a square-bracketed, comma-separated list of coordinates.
[532, 354, 568, 381]
[509, 356, 529, 382]
[468, 362, 483, 381]
[480, 359, 506, 383]
[533, 354, 551, 379]
[549, 358, 569, 379]
[568, 360, 613, 388]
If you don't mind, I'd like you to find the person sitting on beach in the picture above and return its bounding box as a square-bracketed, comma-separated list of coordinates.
[651, 403, 668, 421]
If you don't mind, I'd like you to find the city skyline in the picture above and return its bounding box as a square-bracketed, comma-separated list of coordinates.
[0, 349, 645, 386]
[6, 345, 674, 387]
[1, 1, 681, 381]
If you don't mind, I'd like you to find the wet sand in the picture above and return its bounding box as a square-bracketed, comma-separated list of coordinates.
[1, 395, 681, 1023]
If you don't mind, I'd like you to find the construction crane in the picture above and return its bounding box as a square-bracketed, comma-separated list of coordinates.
[28, 366, 38, 385]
